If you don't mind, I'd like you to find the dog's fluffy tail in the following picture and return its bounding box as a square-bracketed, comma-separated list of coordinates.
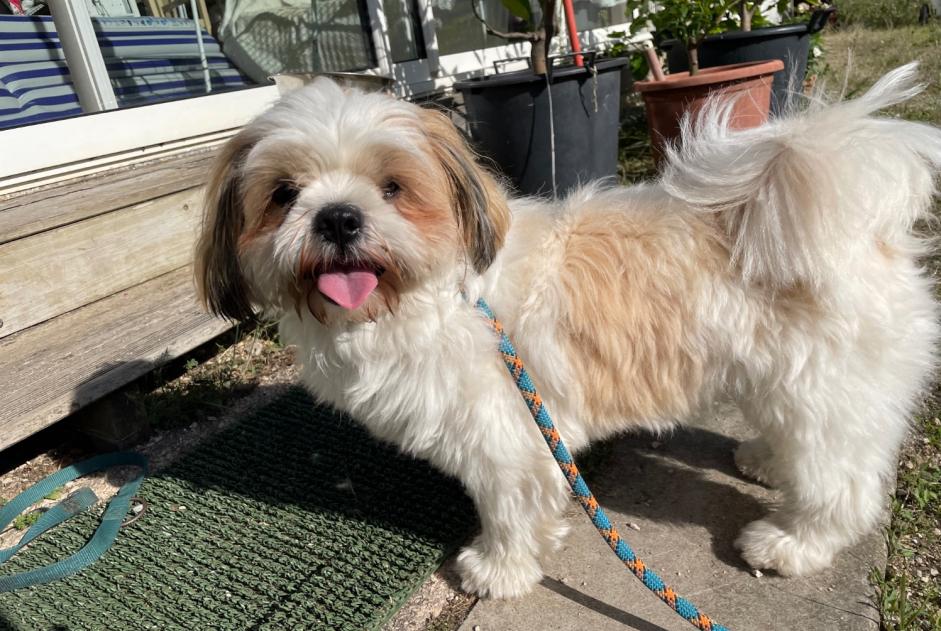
[661, 62, 941, 288]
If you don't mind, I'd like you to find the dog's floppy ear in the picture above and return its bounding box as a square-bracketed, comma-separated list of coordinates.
[418, 107, 510, 272]
[195, 129, 257, 321]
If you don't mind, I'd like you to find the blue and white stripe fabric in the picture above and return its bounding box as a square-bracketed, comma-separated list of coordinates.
[0, 15, 254, 129]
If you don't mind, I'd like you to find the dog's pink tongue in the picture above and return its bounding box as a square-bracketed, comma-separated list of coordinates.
[317, 267, 378, 310]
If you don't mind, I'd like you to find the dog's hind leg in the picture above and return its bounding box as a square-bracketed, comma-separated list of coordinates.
[733, 290, 936, 576]
[734, 373, 901, 575]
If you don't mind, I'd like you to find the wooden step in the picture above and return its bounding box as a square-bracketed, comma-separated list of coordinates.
[0, 146, 217, 245]
[0, 185, 205, 340]
[0, 266, 230, 451]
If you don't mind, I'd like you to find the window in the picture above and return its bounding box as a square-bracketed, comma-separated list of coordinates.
[1, 0, 638, 185]
[572, 0, 629, 31]
[431, 0, 510, 57]
[0, 2, 258, 130]
[384, 0, 425, 63]
[220, 0, 378, 79]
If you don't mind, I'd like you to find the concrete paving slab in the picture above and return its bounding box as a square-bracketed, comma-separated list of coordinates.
[460, 403, 884, 631]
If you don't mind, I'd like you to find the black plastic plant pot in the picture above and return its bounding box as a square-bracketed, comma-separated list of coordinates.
[454, 57, 629, 197]
[662, 11, 831, 114]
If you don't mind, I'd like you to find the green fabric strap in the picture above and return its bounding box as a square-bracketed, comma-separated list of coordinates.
[0, 452, 148, 592]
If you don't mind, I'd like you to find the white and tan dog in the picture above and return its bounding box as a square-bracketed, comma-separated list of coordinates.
[196, 64, 941, 598]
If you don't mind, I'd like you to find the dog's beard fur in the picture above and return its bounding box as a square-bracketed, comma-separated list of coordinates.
[196, 65, 941, 599]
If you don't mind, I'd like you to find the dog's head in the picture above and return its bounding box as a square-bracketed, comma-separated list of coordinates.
[195, 79, 509, 324]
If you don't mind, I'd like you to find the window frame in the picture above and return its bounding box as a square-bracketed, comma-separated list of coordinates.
[0, 85, 280, 193]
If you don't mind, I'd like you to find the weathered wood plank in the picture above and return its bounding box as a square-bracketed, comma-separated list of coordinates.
[0, 147, 216, 244]
[0, 266, 231, 451]
[0, 186, 204, 340]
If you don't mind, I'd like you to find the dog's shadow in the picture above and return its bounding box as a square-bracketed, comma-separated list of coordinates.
[574, 424, 769, 571]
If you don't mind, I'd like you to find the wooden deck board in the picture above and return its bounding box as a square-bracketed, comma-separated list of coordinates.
[0, 186, 204, 340]
[0, 266, 230, 451]
[0, 147, 216, 245]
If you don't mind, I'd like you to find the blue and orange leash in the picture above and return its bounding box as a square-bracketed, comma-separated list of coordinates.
[475, 298, 729, 631]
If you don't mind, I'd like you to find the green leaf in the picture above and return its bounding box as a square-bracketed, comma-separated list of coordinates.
[44, 486, 64, 501]
[500, 0, 534, 24]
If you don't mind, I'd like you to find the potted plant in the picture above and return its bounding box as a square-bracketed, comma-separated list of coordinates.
[661, 1, 834, 113]
[452, 1, 629, 197]
[627, 0, 783, 164]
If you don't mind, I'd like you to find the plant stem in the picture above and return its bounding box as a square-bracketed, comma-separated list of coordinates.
[469, 0, 556, 76]
[688, 45, 700, 75]
[740, 2, 753, 31]
[532, 36, 548, 75]
[469, 1, 540, 41]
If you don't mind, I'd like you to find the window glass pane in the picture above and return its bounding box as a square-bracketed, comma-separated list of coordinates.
[383, 0, 425, 63]
[311, 0, 376, 71]
[431, 0, 519, 57]
[572, 0, 628, 30]
[229, 0, 376, 77]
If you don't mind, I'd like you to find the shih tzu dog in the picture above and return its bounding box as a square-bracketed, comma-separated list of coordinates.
[195, 63, 941, 598]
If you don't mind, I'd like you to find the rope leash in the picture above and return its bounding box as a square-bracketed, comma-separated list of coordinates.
[475, 298, 729, 631]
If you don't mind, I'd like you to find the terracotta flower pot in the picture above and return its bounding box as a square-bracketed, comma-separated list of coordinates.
[634, 60, 784, 165]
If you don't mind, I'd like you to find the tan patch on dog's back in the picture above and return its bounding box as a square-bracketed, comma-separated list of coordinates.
[557, 203, 728, 433]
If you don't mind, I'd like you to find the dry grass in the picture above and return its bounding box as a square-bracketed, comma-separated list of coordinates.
[819, 23, 941, 123]
[124, 322, 294, 433]
[618, 96, 658, 184]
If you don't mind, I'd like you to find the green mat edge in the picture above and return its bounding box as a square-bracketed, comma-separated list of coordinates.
[372, 540, 466, 631]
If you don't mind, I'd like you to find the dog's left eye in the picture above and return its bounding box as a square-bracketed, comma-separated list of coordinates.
[271, 182, 300, 207]
[381, 180, 401, 200]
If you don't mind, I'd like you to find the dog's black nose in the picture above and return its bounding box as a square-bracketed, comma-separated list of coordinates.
[314, 203, 363, 247]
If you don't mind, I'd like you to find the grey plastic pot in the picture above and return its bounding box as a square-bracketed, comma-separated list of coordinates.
[453, 57, 629, 197]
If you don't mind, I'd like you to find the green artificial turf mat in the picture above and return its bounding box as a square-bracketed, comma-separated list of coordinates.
[0, 388, 476, 630]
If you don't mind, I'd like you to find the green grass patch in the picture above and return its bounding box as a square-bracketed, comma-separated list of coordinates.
[43, 487, 64, 502]
[12, 512, 39, 531]
[618, 98, 657, 184]
[834, 0, 927, 30]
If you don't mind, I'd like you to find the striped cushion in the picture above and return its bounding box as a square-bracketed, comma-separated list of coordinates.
[0, 15, 255, 129]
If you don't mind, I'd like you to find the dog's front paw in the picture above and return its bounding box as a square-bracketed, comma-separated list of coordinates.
[456, 542, 543, 599]
[735, 519, 834, 576]
[734, 439, 779, 487]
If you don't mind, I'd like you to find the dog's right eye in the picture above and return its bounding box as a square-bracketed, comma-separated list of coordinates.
[271, 182, 299, 208]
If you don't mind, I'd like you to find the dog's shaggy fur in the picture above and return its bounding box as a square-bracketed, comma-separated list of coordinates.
[196, 63, 941, 598]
